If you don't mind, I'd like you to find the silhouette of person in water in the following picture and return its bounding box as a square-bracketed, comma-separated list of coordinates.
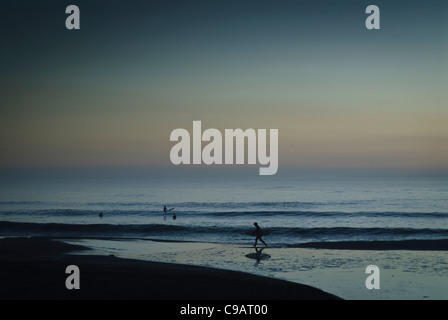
[99, 212, 103, 217]
[163, 205, 167, 214]
[253, 222, 267, 247]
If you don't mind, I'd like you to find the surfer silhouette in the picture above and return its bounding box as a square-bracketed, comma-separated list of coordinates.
[163, 205, 167, 214]
[253, 222, 267, 247]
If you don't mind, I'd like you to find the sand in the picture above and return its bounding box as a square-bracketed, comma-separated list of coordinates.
[0, 237, 340, 300]
[61, 238, 448, 300]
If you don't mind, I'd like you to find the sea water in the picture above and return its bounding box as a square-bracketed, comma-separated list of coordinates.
[2, 166, 448, 299]
[1, 167, 448, 245]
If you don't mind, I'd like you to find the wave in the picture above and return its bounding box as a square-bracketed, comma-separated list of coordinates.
[2, 208, 448, 219]
[203, 210, 448, 218]
[2, 221, 447, 242]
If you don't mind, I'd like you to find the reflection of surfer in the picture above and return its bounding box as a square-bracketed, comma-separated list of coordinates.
[245, 247, 270, 266]
[253, 222, 267, 247]
[254, 247, 264, 263]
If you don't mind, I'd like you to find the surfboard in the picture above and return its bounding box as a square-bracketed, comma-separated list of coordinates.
[168, 207, 175, 212]
[245, 230, 270, 236]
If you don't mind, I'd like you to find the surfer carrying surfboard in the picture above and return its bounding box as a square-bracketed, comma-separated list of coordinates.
[253, 222, 267, 247]
[164, 206, 175, 214]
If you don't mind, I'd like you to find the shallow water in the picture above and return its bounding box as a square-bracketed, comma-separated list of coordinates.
[66, 238, 448, 300]
[3, 167, 447, 299]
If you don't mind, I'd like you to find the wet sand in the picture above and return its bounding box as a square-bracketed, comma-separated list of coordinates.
[0, 237, 340, 300]
[63, 238, 448, 300]
[293, 239, 448, 251]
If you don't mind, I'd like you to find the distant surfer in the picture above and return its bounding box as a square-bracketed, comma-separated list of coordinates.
[253, 222, 267, 247]
[163, 205, 176, 219]
[99, 212, 103, 218]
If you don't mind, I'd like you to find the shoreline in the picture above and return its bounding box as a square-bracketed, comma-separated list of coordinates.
[292, 239, 448, 251]
[3, 234, 448, 250]
[2, 236, 447, 300]
[0, 237, 341, 300]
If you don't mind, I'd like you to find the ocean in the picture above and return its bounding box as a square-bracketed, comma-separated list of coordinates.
[1, 167, 447, 246]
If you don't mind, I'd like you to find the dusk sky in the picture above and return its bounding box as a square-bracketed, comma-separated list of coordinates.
[1, 0, 447, 169]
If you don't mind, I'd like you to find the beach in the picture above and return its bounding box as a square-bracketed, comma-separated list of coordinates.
[2, 236, 447, 301]
[0, 237, 340, 300]
[65, 237, 448, 300]
[2, 0, 448, 309]
[1, 168, 447, 301]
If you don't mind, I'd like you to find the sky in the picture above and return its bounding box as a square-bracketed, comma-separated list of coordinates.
[0, 0, 447, 170]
